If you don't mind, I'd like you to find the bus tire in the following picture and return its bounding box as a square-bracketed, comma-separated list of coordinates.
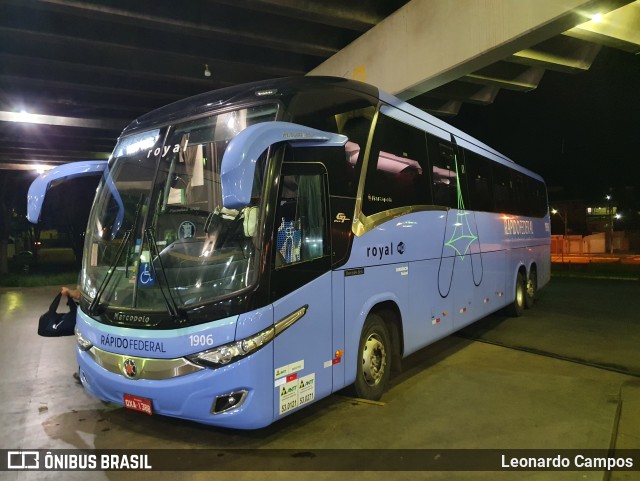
[507, 271, 526, 317]
[353, 313, 391, 401]
[525, 268, 537, 309]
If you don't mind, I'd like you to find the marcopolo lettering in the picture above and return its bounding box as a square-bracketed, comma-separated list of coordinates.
[100, 335, 167, 353]
[282, 132, 316, 139]
[504, 218, 534, 236]
[114, 312, 151, 324]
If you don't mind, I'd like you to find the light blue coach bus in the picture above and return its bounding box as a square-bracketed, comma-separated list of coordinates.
[28, 77, 550, 429]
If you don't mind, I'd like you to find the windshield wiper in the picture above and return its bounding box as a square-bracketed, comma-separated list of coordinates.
[89, 229, 132, 316]
[145, 227, 188, 323]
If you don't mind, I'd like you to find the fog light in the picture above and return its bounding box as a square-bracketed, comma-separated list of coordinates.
[211, 390, 248, 414]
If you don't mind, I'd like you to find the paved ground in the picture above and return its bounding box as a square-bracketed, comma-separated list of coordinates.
[458, 276, 640, 375]
[0, 280, 639, 480]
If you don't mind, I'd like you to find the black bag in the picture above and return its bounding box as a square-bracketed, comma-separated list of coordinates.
[38, 293, 77, 337]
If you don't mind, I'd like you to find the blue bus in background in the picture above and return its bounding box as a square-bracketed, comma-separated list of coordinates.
[28, 77, 550, 429]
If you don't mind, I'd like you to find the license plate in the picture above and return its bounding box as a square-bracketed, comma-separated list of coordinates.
[123, 394, 153, 415]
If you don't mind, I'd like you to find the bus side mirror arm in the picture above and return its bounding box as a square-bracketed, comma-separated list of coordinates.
[27, 160, 108, 224]
[220, 121, 347, 210]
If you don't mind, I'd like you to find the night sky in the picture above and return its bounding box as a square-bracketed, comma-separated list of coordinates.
[447, 46, 640, 207]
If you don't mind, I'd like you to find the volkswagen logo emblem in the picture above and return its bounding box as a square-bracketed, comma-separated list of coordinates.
[123, 358, 138, 378]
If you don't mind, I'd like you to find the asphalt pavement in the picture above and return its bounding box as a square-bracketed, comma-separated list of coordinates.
[1, 279, 639, 481]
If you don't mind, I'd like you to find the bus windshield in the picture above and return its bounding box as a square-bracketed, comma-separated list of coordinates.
[81, 103, 278, 314]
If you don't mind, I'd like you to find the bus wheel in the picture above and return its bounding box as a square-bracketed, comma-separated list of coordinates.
[525, 269, 537, 309]
[507, 271, 526, 317]
[353, 314, 391, 401]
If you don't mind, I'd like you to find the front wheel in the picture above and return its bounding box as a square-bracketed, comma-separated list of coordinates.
[352, 314, 391, 401]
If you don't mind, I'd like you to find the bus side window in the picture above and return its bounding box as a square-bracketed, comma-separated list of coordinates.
[512, 171, 529, 216]
[528, 178, 548, 217]
[428, 138, 458, 208]
[362, 114, 430, 216]
[336, 113, 374, 197]
[464, 149, 493, 212]
[289, 89, 376, 198]
[274, 172, 328, 268]
[492, 163, 513, 213]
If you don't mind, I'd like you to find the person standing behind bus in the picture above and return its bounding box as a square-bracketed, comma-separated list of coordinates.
[60, 285, 81, 301]
[61, 284, 81, 383]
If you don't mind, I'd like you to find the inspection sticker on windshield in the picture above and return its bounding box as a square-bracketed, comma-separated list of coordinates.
[178, 221, 196, 239]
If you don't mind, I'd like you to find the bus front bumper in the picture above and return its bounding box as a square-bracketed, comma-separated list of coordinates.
[76, 343, 275, 429]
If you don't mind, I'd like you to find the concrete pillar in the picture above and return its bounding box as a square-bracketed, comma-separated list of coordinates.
[308, 0, 633, 100]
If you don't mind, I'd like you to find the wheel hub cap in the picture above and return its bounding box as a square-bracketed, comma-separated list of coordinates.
[362, 334, 386, 386]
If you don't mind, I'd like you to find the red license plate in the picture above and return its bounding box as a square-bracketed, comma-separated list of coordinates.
[123, 394, 153, 415]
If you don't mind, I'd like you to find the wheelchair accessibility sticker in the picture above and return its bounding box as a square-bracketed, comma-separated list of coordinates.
[138, 262, 155, 287]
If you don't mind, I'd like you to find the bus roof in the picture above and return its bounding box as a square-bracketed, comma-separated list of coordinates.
[122, 76, 379, 136]
[120, 76, 544, 183]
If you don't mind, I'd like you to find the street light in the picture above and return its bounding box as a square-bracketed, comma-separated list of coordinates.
[551, 208, 567, 261]
[606, 194, 614, 254]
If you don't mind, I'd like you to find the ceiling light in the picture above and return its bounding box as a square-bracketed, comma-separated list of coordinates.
[591, 13, 603, 23]
[204, 64, 211, 77]
[34, 164, 53, 174]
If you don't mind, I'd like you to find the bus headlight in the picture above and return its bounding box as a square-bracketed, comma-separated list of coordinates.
[187, 326, 274, 368]
[75, 327, 93, 351]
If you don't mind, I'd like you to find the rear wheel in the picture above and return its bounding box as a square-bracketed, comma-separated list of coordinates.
[525, 268, 537, 309]
[353, 313, 391, 401]
[506, 271, 526, 317]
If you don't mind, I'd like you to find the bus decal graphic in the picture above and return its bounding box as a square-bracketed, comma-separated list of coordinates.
[366, 241, 404, 260]
[445, 152, 478, 260]
[123, 358, 138, 378]
[146, 142, 185, 159]
[334, 212, 351, 223]
[504, 218, 534, 236]
[445, 211, 478, 259]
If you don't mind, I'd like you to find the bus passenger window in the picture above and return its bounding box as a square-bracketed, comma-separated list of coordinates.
[492, 163, 513, 213]
[336, 114, 374, 197]
[464, 150, 493, 212]
[362, 114, 430, 216]
[528, 178, 548, 217]
[274, 173, 327, 267]
[512, 171, 528, 216]
[429, 140, 458, 208]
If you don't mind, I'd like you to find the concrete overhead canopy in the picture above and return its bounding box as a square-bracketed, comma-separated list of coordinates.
[307, 0, 634, 101]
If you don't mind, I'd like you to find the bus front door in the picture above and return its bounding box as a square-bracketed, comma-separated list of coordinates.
[270, 161, 334, 420]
